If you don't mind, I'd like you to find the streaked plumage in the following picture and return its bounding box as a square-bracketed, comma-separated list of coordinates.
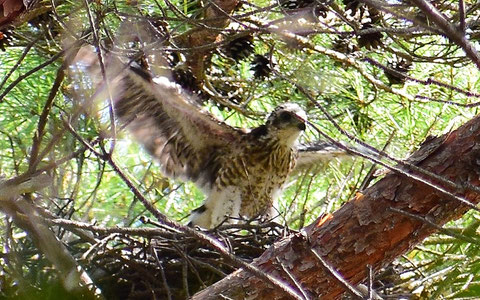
[93, 61, 348, 228]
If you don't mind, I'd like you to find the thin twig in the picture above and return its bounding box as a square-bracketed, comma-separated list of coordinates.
[409, 0, 480, 69]
[0, 50, 64, 103]
[83, 0, 116, 154]
[275, 257, 310, 300]
[0, 36, 39, 91]
[101, 152, 305, 299]
[28, 62, 67, 172]
[182, 258, 190, 298]
[275, 68, 480, 213]
[310, 248, 364, 299]
[389, 207, 480, 245]
[152, 247, 173, 300]
[367, 264, 373, 300]
[459, 0, 466, 33]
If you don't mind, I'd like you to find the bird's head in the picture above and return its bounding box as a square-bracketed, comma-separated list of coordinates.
[266, 103, 307, 146]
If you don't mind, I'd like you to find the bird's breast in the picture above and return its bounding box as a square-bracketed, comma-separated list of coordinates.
[215, 140, 298, 217]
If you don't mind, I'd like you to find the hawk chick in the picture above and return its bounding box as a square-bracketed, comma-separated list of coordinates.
[94, 61, 348, 228]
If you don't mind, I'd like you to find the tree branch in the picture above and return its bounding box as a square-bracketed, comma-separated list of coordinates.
[174, 0, 240, 81]
[192, 112, 480, 299]
[409, 0, 480, 69]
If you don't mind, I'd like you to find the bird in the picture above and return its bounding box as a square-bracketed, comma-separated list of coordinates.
[91, 59, 350, 229]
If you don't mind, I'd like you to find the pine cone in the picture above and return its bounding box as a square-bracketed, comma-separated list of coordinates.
[280, 0, 328, 19]
[384, 58, 412, 85]
[344, 0, 382, 24]
[172, 68, 201, 94]
[332, 37, 359, 54]
[223, 35, 254, 61]
[0, 28, 13, 51]
[251, 55, 273, 78]
[280, 0, 314, 10]
[357, 23, 382, 49]
[343, 0, 361, 16]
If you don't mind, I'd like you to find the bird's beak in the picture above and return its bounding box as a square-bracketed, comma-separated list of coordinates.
[293, 114, 306, 131]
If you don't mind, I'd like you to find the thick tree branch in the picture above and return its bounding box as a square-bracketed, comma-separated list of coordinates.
[193, 113, 480, 299]
[0, 0, 47, 29]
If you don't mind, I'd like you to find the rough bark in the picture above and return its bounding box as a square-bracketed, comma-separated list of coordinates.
[0, 0, 44, 29]
[193, 114, 480, 299]
[0, 0, 25, 27]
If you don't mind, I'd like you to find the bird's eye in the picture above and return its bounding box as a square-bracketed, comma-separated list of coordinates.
[279, 111, 292, 121]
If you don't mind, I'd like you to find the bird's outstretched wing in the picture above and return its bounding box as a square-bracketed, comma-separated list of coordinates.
[93, 60, 245, 189]
[292, 141, 350, 174]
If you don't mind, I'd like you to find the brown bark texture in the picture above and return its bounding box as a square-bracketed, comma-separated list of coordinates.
[0, 0, 24, 26]
[193, 114, 480, 299]
[0, 0, 43, 28]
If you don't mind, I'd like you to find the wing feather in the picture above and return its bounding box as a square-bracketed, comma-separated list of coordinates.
[95, 62, 244, 189]
[292, 141, 349, 174]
